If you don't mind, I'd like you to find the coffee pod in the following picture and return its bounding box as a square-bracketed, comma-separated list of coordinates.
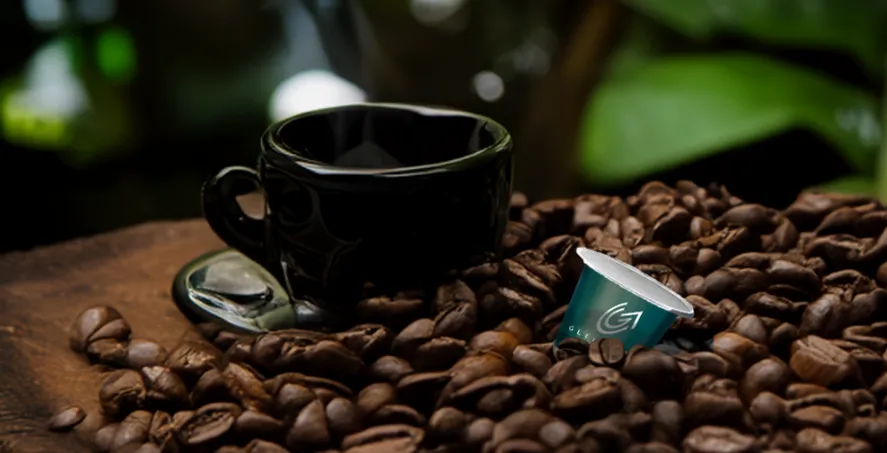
[555, 247, 694, 349]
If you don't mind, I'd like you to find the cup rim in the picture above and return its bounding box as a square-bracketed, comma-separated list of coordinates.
[262, 102, 512, 177]
[575, 247, 695, 318]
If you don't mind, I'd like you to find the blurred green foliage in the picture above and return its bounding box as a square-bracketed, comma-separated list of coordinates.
[579, 0, 887, 197]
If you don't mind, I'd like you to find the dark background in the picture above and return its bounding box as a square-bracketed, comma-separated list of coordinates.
[0, 0, 878, 252]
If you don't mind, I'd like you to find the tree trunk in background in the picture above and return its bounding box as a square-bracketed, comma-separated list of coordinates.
[516, 0, 628, 201]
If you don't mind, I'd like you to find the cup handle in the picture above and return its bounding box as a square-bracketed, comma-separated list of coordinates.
[201, 166, 265, 264]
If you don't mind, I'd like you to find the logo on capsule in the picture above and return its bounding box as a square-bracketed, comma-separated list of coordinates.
[596, 303, 644, 335]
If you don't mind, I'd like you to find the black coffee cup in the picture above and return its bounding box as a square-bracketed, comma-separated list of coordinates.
[202, 103, 513, 312]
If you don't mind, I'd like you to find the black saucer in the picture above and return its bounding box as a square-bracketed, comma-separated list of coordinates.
[172, 249, 337, 333]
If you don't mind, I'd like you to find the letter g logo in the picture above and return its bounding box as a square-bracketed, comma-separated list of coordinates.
[596, 303, 644, 335]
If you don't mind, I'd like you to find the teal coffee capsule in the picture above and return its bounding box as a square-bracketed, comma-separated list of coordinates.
[555, 247, 694, 349]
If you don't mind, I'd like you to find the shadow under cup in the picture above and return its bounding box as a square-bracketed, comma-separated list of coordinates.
[202, 104, 514, 313]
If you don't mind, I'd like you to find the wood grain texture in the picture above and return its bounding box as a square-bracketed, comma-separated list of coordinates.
[0, 220, 223, 452]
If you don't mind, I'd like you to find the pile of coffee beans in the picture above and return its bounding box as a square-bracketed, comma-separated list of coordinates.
[58, 181, 887, 453]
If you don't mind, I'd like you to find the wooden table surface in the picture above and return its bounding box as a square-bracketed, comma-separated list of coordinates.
[0, 220, 224, 453]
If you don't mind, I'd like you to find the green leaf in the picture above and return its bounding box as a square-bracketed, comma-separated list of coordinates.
[813, 175, 876, 196]
[622, 0, 885, 74]
[579, 53, 880, 186]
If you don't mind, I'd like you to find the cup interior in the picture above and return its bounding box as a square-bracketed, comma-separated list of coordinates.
[273, 104, 506, 170]
[575, 248, 694, 317]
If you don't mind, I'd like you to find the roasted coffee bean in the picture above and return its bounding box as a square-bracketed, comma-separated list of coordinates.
[712, 332, 769, 368]
[636, 264, 685, 295]
[551, 374, 621, 421]
[503, 221, 535, 255]
[675, 296, 728, 331]
[125, 339, 167, 369]
[576, 415, 633, 452]
[587, 338, 626, 368]
[370, 404, 426, 427]
[626, 442, 679, 453]
[538, 418, 575, 449]
[530, 199, 575, 237]
[368, 355, 414, 383]
[631, 245, 670, 266]
[164, 340, 221, 383]
[509, 191, 529, 214]
[685, 276, 706, 296]
[650, 400, 683, 445]
[469, 331, 519, 361]
[684, 390, 745, 429]
[191, 368, 232, 407]
[495, 318, 534, 345]
[355, 297, 425, 330]
[414, 337, 466, 371]
[335, 324, 394, 362]
[69, 305, 131, 353]
[212, 330, 250, 352]
[325, 397, 362, 436]
[462, 262, 500, 289]
[796, 427, 873, 453]
[147, 411, 172, 445]
[434, 279, 477, 311]
[446, 374, 551, 418]
[397, 371, 452, 413]
[427, 407, 470, 442]
[830, 341, 885, 385]
[141, 366, 188, 408]
[622, 349, 685, 400]
[487, 409, 552, 449]
[690, 216, 714, 240]
[392, 318, 435, 360]
[788, 405, 846, 433]
[463, 417, 496, 446]
[539, 234, 584, 280]
[787, 383, 831, 399]
[843, 326, 887, 353]
[587, 231, 632, 264]
[682, 426, 757, 453]
[512, 345, 553, 378]
[554, 337, 590, 361]
[234, 410, 285, 437]
[670, 243, 699, 275]
[433, 301, 477, 341]
[342, 424, 425, 453]
[263, 339, 364, 379]
[223, 362, 271, 411]
[799, 293, 854, 338]
[702, 267, 770, 302]
[94, 422, 119, 452]
[541, 305, 568, 341]
[730, 315, 768, 345]
[177, 402, 242, 446]
[274, 382, 316, 415]
[738, 357, 790, 403]
[543, 355, 589, 394]
[86, 338, 128, 366]
[111, 410, 152, 451]
[242, 439, 290, 453]
[99, 369, 146, 417]
[717, 203, 777, 233]
[843, 416, 887, 448]
[47, 405, 86, 431]
[264, 373, 352, 401]
[689, 351, 735, 378]
[790, 335, 863, 387]
[285, 399, 331, 448]
[481, 285, 545, 327]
